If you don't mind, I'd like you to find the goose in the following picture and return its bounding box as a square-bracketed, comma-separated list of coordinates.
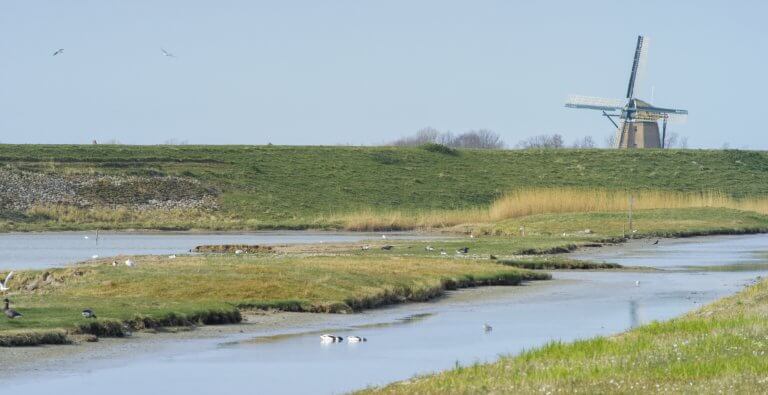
[111, 260, 118, 267]
[425, 246, 435, 251]
[457, 247, 469, 254]
[440, 250, 447, 256]
[82, 308, 97, 319]
[348, 336, 367, 343]
[361, 245, 371, 251]
[168, 255, 177, 259]
[483, 323, 493, 332]
[52, 48, 64, 56]
[320, 334, 343, 343]
[125, 259, 134, 267]
[0, 271, 13, 292]
[234, 249, 244, 255]
[381, 245, 394, 251]
[3, 299, 22, 319]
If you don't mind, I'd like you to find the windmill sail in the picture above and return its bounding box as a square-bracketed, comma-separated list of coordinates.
[625, 35, 646, 100]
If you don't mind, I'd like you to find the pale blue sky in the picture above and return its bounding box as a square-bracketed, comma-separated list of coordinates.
[1, 1, 766, 148]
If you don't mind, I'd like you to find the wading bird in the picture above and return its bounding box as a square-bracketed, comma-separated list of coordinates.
[3, 299, 22, 319]
[0, 271, 13, 292]
[348, 336, 367, 343]
[82, 308, 97, 319]
[52, 48, 64, 56]
[320, 334, 343, 343]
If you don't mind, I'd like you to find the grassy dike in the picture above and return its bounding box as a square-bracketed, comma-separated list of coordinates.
[0, 254, 548, 346]
[363, 277, 768, 395]
[2, 145, 768, 231]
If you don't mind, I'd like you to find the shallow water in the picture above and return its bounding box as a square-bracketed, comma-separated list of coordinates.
[2, 234, 768, 395]
[0, 231, 439, 270]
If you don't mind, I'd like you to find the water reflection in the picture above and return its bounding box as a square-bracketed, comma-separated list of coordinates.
[628, 300, 640, 328]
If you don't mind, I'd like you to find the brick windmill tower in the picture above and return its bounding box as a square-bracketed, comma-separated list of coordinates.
[565, 36, 688, 148]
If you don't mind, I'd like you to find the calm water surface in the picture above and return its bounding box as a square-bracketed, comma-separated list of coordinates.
[2, 234, 767, 395]
[0, 231, 441, 270]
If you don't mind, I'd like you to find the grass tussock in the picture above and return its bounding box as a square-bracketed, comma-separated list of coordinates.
[362, 277, 768, 394]
[0, 330, 70, 347]
[498, 257, 622, 270]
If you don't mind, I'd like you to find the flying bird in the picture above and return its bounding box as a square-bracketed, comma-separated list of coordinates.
[0, 272, 13, 292]
[161, 48, 176, 58]
[52, 48, 64, 56]
[652, 239, 660, 245]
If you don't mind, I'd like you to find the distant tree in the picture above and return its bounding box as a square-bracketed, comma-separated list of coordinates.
[571, 136, 596, 149]
[163, 138, 188, 145]
[390, 128, 504, 149]
[516, 134, 564, 149]
[604, 133, 617, 148]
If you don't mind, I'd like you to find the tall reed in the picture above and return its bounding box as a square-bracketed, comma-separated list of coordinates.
[336, 188, 768, 231]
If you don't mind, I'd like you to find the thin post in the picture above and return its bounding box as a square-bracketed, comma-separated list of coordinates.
[628, 194, 634, 238]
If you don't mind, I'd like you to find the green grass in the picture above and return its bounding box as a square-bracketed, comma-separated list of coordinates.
[2, 145, 768, 231]
[362, 277, 768, 394]
[0, 254, 548, 344]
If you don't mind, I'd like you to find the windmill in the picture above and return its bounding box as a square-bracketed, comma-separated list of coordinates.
[565, 36, 688, 148]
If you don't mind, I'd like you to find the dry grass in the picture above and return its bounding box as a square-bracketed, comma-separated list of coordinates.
[335, 188, 768, 231]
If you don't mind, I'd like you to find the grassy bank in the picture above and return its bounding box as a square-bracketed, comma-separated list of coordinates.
[364, 278, 768, 394]
[2, 145, 768, 231]
[0, 255, 547, 345]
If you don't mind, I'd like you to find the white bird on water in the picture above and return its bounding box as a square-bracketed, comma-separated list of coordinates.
[348, 336, 367, 343]
[83, 236, 89, 240]
[635, 280, 640, 287]
[320, 334, 343, 343]
[0, 272, 14, 292]
[381, 235, 387, 239]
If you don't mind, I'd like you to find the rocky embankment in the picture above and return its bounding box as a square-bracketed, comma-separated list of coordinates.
[0, 169, 218, 212]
